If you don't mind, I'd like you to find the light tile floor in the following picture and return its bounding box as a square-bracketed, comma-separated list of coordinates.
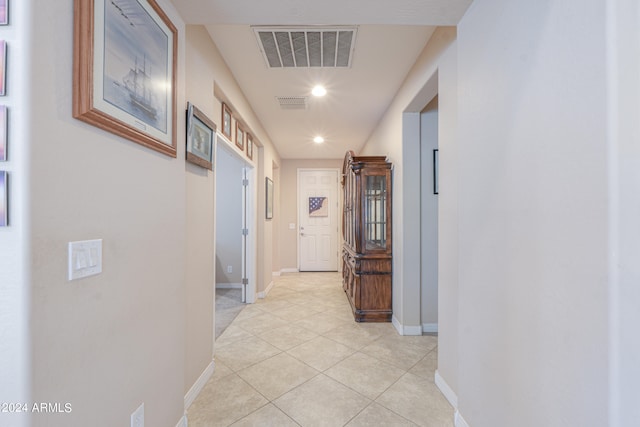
[188, 272, 454, 427]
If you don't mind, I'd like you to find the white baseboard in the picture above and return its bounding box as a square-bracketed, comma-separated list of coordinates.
[422, 323, 438, 333]
[435, 370, 458, 409]
[258, 281, 274, 299]
[272, 271, 281, 277]
[215, 283, 242, 289]
[281, 268, 299, 273]
[434, 370, 469, 427]
[184, 360, 215, 410]
[392, 315, 403, 335]
[455, 411, 470, 427]
[391, 316, 423, 336]
[175, 413, 188, 427]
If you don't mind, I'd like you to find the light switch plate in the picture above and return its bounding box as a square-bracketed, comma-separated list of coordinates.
[289, 223, 296, 230]
[131, 403, 144, 427]
[68, 239, 102, 281]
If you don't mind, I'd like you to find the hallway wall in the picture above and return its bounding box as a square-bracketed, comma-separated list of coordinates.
[0, 0, 31, 423]
[456, 0, 608, 425]
[3, 7, 283, 427]
[420, 97, 439, 330]
[607, 0, 640, 424]
[184, 23, 217, 411]
[25, 0, 187, 425]
[184, 24, 281, 399]
[359, 26, 458, 385]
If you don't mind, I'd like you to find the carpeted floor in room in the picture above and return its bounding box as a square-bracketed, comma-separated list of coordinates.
[215, 287, 245, 339]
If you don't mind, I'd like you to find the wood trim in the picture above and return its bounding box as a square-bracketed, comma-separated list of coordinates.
[235, 121, 244, 150]
[73, 0, 177, 157]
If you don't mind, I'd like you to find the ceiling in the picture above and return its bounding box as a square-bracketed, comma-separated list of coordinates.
[171, 0, 473, 159]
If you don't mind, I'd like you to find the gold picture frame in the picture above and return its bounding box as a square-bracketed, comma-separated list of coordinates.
[265, 177, 273, 219]
[246, 132, 253, 160]
[221, 103, 232, 140]
[235, 121, 244, 151]
[186, 103, 215, 170]
[73, 0, 178, 157]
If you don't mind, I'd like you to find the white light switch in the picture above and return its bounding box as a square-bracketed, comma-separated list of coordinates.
[68, 239, 102, 281]
[131, 403, 144, 427]
[289, 223, 296, 230]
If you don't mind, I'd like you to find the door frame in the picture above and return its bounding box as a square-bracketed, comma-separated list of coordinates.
[296, 168, 341, 272]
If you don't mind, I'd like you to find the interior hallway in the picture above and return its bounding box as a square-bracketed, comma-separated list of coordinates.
[188, 272, 452, 426]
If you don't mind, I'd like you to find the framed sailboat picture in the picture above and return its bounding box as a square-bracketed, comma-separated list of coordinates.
[73, 0, 178, 157]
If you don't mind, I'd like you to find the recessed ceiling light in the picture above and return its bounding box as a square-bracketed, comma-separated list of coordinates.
[313, 136, 325, 144]
[312, 85, 327, 97]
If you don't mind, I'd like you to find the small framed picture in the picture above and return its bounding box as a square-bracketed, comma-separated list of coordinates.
[433, 149, 439, 195]
[221, 103, 232, 140]
[0, 41, 6, 96]
[186, 103, 215, 170]
[235, 122, 244, 151]
[0, 171, 7, 226]
[0, 0, 8, 26]
[246, 133, 253, 160]
[0, 106, 6, 161]
[265, 177, 273, 220]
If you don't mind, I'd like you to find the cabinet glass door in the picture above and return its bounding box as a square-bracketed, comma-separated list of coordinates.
[364, 175, 386, 250]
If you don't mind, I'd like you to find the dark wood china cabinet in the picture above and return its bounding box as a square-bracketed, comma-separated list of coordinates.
[341, 150, 392, 322]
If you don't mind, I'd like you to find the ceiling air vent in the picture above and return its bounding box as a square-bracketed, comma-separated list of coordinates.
[276, 96, 308, 110]
[253, 26, 357, 68]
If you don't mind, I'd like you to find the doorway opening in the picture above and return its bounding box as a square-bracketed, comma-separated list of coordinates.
[420, 96, 439, 333]
[214, 138, 256, 338]
[394, 71, 440, 337]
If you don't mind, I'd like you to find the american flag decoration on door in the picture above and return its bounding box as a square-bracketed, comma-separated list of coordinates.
[309, 196, 328, 217]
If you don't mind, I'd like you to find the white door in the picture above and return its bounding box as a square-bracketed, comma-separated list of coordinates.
[298, 169, 339, 271]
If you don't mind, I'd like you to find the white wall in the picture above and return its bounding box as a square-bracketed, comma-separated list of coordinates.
[0, 2, 31, 426]
[608, 0, 640, 425]
[271, 164, 281, 274]
[27, 1, 187, 425]
[189, 25, 281, 297]
[420, 97, 439, 329]
[4, 13, 283, 427]
[184, 25, 282, 393]
[456, 0, 608, 425]
[184, 23, 217, 400]
[360, 27, 457, 342]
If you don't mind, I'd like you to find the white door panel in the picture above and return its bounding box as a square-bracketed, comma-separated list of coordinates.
[299, 169, 339, 271]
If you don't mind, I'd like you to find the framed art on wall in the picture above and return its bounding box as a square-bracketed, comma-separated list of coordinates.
[433, 149, 439, 195]
[221, 103, 232, 140]
[0, 40, 6, 96]
[186, 103, 215, 170]
[265, 177, 273, 219]
[0, 0, 7, 25]
[235, 122, 244, 150]
[0, 171, 7, 226]
[0, 106, 6, 161]
[73, 0, 178, 157]
[246, 133, 253, 160]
